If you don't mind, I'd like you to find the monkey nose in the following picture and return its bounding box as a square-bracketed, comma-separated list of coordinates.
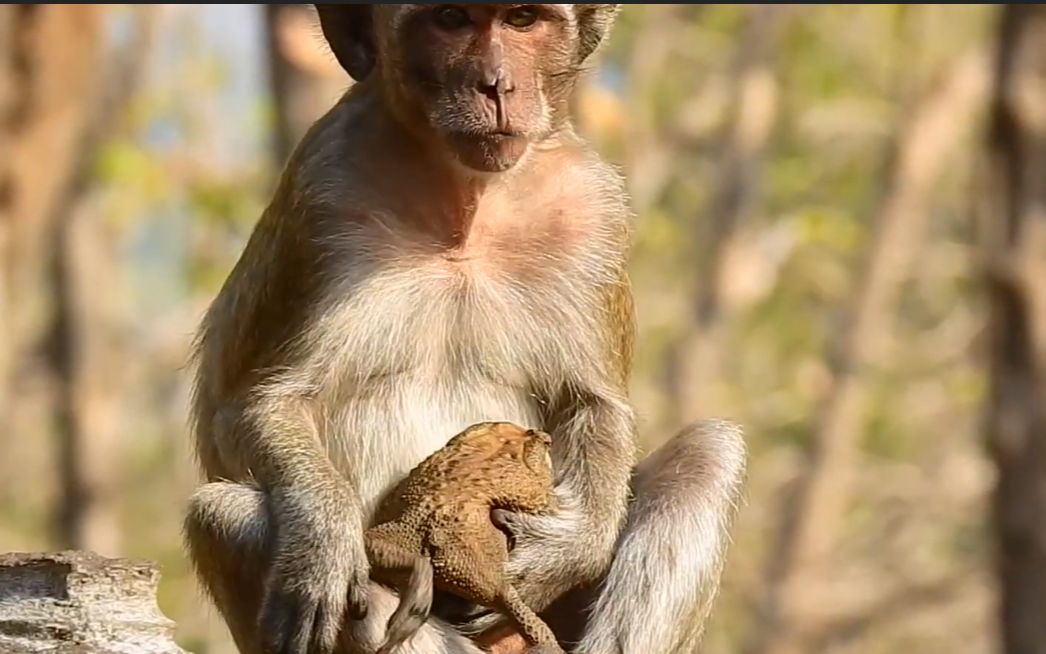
[478, 70, 514, 99]
[495, 73, 514, 95]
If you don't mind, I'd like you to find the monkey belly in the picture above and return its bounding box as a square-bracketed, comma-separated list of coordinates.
[324, 377, 542, 519]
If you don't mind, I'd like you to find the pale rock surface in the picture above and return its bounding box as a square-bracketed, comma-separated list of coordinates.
[0, 550, 188, 654]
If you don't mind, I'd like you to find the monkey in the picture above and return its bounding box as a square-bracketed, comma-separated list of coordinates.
[183, 5, 747, 654]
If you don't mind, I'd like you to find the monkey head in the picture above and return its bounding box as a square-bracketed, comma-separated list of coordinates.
[315, 4, 621, 173]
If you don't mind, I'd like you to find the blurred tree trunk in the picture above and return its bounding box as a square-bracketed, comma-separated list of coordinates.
[665, 4, 785, 425]
[264, 4, 346, 165]
[0, 5, 109, 550]
[981, 6, 1046, 653]
[0, 7, 15, 441]
[747, 50, 990, 654]
[621, 4, 682, 216]
[0, 5, 152, 554]
[49, 195, 127, 554]
[53, 5, 154, 554]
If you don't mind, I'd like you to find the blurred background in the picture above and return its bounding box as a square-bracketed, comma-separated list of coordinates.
[2, 4, 1045, 654]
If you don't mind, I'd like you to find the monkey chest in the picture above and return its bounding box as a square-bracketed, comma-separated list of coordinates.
[323, 257, 602, 512]
[337, 264, 594, 386]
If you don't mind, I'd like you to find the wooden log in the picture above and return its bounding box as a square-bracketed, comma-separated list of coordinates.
[0, 550, 187, 654]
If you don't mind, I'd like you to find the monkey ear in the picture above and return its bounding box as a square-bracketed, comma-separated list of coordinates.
[575, 4, 622, 63]
[314, 4, 376, 81]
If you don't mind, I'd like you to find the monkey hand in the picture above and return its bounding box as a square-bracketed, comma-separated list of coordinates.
[495, 489, 589, 604]
[260, 481, 369, 654]
[470, 485, 602, 635]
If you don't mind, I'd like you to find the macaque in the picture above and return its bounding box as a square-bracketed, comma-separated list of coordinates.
[184, 4, 746, 654]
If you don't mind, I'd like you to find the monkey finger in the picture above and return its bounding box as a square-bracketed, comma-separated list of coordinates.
[491, 508, 521, 533]
[283, 599, 318, 654]
[460, 610, 509, 639]
[346, 576, 369, 620]
[308, 602, 341, 654]
[494, 509, 547, 548]
[258, 590, 303, 654]
[457, 602, 495, 622]
[490, 509, 520, 549]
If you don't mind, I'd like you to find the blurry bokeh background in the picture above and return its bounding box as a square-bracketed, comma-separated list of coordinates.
[3, 4, 1046, 654]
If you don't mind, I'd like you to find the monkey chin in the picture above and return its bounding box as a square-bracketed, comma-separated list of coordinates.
[446, 132, 531, 174]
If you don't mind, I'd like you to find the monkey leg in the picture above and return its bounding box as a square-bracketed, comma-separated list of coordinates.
[184, 482, 486, 654]
[571, 419, 747, 654]
[183, 481, 271, 654]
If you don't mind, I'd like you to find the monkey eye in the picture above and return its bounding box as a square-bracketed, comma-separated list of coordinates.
[505, 6, 539, 29]
[433, 5, 471, 30]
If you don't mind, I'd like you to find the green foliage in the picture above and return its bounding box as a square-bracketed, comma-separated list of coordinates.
[594, 6, 995, 651]
[186, 176, 267, 292]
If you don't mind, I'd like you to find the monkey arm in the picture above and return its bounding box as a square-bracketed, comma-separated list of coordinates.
[211, 382, 371, 651]
[496, 389, 636, 606]
[478, 275, 638, 624]
[195, 186, 364, 498]
[230, 387, 338, 486]
[193, 241, 374, 653]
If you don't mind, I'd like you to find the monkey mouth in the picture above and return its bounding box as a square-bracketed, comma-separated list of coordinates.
[445, 130, 530, 172]
[451, 127, 525, 141]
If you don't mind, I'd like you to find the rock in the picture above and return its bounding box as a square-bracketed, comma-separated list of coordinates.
[0, 550, 188, 654]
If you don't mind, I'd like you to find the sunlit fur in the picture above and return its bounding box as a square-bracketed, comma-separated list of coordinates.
[256, 151, 630, 520]
[184, 5, 746, 654]
[579, 420, 746, 654]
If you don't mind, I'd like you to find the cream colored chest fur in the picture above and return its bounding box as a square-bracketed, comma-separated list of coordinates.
[313, 216, 619, 517]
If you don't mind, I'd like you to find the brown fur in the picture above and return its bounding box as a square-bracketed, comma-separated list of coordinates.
[184, 5, 745, 654]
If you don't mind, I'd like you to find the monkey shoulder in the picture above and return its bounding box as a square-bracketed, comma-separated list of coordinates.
[274, 96, 390, 231]
[525, 145, 632, 256]
[552, 139, 630, 212]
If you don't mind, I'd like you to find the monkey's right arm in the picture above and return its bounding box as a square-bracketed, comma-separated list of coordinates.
[239, 389, 370, 647]
[194, 207, 369, 654]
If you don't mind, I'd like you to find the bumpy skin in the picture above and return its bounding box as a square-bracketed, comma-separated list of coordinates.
[366, 422, 562, 654]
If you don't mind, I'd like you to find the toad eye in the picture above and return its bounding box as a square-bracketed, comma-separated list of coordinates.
[433, 5, 471, 30]
[505, 6, 539, 29]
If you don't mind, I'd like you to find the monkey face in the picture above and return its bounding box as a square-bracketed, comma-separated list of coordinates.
[392, 5, 577, 172]
[315, 4, 621, 173]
